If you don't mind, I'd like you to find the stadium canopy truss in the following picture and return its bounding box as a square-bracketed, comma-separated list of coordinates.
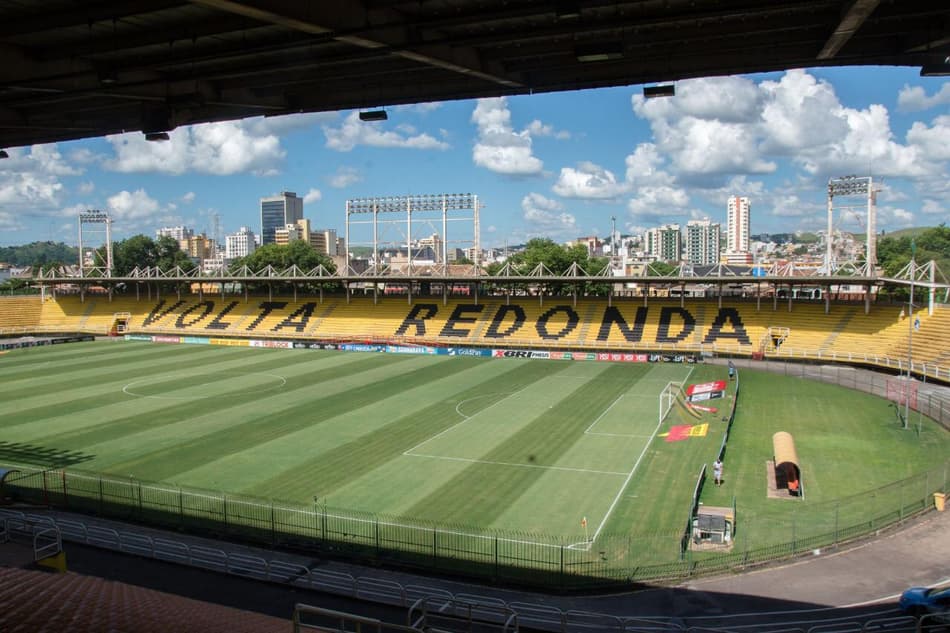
[0, 1, 948, 150]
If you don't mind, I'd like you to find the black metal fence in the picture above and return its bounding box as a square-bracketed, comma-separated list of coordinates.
[4, 458, 946, 591]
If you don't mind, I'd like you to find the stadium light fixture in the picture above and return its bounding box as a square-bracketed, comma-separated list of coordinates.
[643, 84, 675, 98]
[144, 131, 170, 141]
[359, 110, 388, 122]
[575, 42, 623, 63]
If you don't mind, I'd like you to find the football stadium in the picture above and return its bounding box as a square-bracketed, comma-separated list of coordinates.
[2, 1, 950, 631]
[2, 291, 948, 591]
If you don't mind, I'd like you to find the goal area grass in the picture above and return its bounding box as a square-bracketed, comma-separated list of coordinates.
[1, 341, 947, 562]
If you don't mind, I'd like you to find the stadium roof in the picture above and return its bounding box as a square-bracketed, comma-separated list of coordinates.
[1, 0, 948, 149]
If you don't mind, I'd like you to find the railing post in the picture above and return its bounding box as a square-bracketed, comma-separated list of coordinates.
[834, 502, 839, 547]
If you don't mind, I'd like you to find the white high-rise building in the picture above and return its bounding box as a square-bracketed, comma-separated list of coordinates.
[726, 196, 751, 255]
[685, 219, 721, 266]
[156, 226, 194, 241]
[225, 226, 257, 260]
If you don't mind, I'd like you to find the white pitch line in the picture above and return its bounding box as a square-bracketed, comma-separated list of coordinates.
[583, 393, 625, 434]
[587, 365, 694, 545]
[404, 452, 628, 476]
[402, 381, 537, 455]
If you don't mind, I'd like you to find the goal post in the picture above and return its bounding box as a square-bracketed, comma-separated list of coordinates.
[659, 381, 682, 425]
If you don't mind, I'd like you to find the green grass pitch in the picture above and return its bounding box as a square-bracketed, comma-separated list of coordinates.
[1, 341, 947, 555]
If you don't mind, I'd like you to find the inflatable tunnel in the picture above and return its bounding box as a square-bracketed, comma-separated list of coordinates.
[772, 432, 803, 498]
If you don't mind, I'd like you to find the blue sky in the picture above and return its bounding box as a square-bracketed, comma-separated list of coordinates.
[0, 66, 947, 249]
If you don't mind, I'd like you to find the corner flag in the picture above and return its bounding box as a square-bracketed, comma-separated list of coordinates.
[581, 516, 587, 527]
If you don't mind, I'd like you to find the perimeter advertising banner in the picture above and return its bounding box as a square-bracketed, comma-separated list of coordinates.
[249, 339, 293, 349]
[686, 380, 727, 402]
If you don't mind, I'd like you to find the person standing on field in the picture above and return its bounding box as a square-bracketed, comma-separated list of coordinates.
[713, 459, 723, 486]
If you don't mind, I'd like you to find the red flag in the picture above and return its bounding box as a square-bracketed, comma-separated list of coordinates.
[581, 517, 588, 527]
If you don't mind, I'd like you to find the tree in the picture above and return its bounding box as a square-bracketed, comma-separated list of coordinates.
[486, 238, 610, 296]
[103, 234, 195, 277]
[230, 240, 337, 293]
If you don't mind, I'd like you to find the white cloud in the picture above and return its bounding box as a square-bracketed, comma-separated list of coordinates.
[626, 186, 691, 217]
[323, 111, 450, 152]
[303, 188, 322, 204]
[526, 119, 570, 140]
[329, 166, 362, 188]
[106, 189, 161, 221]
[520, 193, 577, 236]
[897, 83, 950, 112]
[471, 98, 544, 175]
[181, 191, 196, 203]
[920, 198, 946, 215]
[0, 145, 79, 212]
[77, 181, 95, 195]
[0, 211, 23, 231]
[906, 115, 950, 162]
[105, 120, 286, 175]
[553, 161, 629, 199]
[244, 111, 337, 136]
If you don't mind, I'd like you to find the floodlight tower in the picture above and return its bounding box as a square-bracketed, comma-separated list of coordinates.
[826, 176, 877, 275]
[78, 209, 113, 277]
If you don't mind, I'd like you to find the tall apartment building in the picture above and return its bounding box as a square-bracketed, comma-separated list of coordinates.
[726, 196, 751, 255]
[225, 226, 257, 260]
[644, 224, 682, 262]
[685, 219, 721, 265]
[260, 191, 303, 245]
[156, 226, 193, 241]
[181, 234, 215, 260]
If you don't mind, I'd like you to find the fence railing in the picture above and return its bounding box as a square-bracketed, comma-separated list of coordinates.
[0, 509, 927, 633]
[4, 458, 946, 591]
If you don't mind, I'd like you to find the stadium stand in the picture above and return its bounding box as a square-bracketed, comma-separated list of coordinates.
[0, 296, 42, 334]
[0, 565, 287, 632]
[20, 295, 947, 375]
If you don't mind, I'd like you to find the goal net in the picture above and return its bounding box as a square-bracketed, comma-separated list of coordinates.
[659, 381, 683, 424]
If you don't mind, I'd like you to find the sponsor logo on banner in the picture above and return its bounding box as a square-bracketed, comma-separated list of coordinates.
[249, 340, 293, 349]
[386, 345, 436, 355]
[660, 423, 709, 442]
[342, 343, 384, 353]
[125, 334, 153, 342]
[448, 348, 491, 357]
[210, 338, 249, 346]
[153, 335, 181, 344]
[686, 381, 727, 397]
[690, 404, 718, 413]
[493, 349, 551, 359]
[183, 336, 209, 345]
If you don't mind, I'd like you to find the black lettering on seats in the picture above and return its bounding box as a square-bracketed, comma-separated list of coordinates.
[274, 303, 317, 332]
[702, 307, 752, 345]
[536, 306, 579, 340]
[485, 304, 525, 338]
[175, 301, 215, 328]
[596, 305, 647, 342]
[439, 304, 484, 337]
[245, 302, 287, 331]
[143, 299, 186, 326]
[657, 307, 695, 343]
[208, 301, 240, 330]
[395, 304, 438, 336]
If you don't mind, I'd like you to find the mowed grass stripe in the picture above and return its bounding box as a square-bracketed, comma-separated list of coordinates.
[0, 346, 339, 429]
[241, 359, 566, 501]
[18, 351, 396, 450]
[68, 353, 425, 472]
[402, 363, 648, 527]
[0, 344, 265, 408]
[0, 342, 222, 387]
[99, 355, 475, 481]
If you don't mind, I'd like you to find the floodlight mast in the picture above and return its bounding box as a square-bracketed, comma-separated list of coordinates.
[826, 176, 876, 276]
[78, 209, 114, 277]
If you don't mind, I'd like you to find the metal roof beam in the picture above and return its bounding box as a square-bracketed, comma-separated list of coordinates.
[817, 0, 881, 60]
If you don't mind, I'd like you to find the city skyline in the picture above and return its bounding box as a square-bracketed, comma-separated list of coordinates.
[0, 66, 947, 248]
